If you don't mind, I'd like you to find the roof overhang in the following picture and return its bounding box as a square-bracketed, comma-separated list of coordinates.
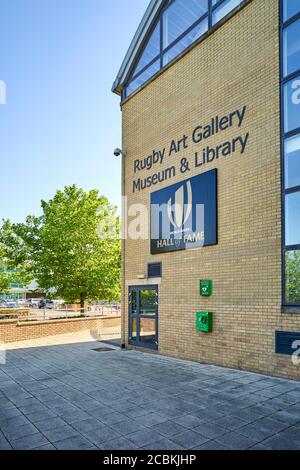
[112, 0, 166, 95]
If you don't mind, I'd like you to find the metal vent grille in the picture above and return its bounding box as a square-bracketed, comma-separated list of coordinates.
[148, 262, 162, 278]
[275, 331, 300, 355]
[92, 347, 115, 352]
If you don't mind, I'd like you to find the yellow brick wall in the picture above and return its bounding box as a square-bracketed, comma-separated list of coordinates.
[0, 316, 121, 343]
[121, 0, 300, 380]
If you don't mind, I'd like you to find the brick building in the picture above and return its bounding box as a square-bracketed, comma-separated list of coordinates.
[112, 0, 300, 380]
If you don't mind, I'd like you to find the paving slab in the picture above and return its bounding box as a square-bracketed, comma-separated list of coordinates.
[151, 420, 189, 438]
[215, 431, 257, 450]
[10, 433, 51, 450]
[170, 429, 209, 449]
[0, 334, 299, 450]
[55, 434, 95, 450]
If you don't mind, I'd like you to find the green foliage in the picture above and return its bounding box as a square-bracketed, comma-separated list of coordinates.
[286, 250, 300, 304]
[0, 245, 25, 293]
[1, 185, 121, 306]
[0, 220, 33, 291]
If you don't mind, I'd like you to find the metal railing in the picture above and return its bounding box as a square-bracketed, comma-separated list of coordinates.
[0, 305, 121, 322]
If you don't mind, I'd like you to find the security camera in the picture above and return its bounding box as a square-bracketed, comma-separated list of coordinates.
[113, 148, 126, 157]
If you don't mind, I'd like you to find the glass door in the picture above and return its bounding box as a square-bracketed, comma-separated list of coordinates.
[129, 286, 158, 350]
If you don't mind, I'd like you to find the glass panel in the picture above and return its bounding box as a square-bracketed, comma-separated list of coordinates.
[285, 192, 300, 246]
[132, 23, 161, 77]
[284, 75, 300, 133]
[139, 317, 156, 345]
[131, 316, 137, 341]
[139, 289, 156, 315]
[163, 18, 208, 66]
[130, 290, 137, 315]
[212, 0, 242, 25]
[283, 19, 300, 77]
[285, 250, 300, 304]
[126, 59, 160, 97]
[163, 0, 208, 48]
[285, 134, 300, 189]
[283, 0, 300, 22]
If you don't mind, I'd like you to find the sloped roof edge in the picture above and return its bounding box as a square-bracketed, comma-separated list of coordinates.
[112, 0, 165, 95]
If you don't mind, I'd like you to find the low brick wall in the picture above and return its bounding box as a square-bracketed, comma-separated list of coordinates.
[0, 316, 121, 343]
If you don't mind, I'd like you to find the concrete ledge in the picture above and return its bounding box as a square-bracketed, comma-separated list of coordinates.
[0, 319, 18, 324]
[126, 278, 161, 286]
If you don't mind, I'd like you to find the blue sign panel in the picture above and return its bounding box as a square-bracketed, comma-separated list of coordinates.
[275, 331, 300, 356]
[150, 169, 217, 254]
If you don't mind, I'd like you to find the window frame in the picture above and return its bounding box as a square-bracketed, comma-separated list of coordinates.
[123, 0, 246, 100]
[282, 17, 300, 78]
[280, 0, 300, 307]
[283, 75, 300, 134]
[283, 0, 300, 22]
[284, 134, 300, 189]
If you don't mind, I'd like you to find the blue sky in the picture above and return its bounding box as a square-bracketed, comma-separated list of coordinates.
[0, 0, 149, 222]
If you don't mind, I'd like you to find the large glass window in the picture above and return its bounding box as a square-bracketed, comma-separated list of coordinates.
[132, 23, 161, 77]
[284, 134, 300, 189]
[163, 18, 208, 66]
[139, 289, 157, 315]
[126, 60, 160, 96]
[285, 250, 300, 304]
[163, 0, 208, 48]
[139, 318, 156, 345]
[212, 0, 243, 25]
[283, 19, 300, 77]
[124, 0, 246, 99]
[285, 192, 300, 246]
[282, 1, 300, 306]
[284, 75, 300, 133]
[283, 0, 300, 22]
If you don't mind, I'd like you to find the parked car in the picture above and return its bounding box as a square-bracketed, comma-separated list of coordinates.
[27, 299, 42, 308]
[2, 301, 18, 308]
[37, 299, 55, 309]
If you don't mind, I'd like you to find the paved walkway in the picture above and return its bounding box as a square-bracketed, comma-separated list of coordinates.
[0, 335, 300, 450]
[5, 330, 102, 350]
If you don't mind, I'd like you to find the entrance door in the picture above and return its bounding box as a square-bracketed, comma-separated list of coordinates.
[129, 286, 158, 350]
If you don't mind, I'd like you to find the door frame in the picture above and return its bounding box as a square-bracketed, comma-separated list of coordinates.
[128, 285, 158, 350]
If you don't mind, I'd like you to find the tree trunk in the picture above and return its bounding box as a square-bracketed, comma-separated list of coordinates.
[80, 296, 85, 314]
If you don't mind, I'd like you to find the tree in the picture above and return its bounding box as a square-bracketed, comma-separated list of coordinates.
[1, 186, 121, 311]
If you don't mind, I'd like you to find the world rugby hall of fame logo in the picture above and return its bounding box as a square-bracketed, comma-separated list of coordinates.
[167, 180, 192, 231]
